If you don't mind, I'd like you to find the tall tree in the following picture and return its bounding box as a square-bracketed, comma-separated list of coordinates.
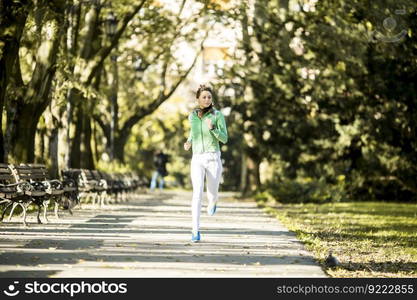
[0, 0, 31, 162]
[224, 0, 417, 200]
[93, 1, 213, 162]
[4, 0, 65, 163]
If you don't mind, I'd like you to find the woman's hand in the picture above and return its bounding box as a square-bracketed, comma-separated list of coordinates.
[184, 141, 191, 151]
[205, 118, 214, 130]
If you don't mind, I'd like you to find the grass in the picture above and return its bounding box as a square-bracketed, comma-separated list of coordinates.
[256, 199, 417, 277]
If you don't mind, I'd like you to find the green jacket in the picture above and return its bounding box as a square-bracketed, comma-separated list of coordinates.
[187, 108, 228, 154]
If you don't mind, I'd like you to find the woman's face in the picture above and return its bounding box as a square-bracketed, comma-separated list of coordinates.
[197, 90, 212, 108]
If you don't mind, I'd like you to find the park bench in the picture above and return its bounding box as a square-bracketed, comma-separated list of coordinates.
[130, 172, 146, 191]
[23, 164, 79, 219]
[0, 163, 32, 226]
[112, 173, 128, 202]
[95, 170, 118, 204]
[2, 164, 141, 225]
[61, 168, 143, 207]
[112, 172, 132, 202]
[62, 169, 105, 207]
[92, 170, 131, 205]
[119, 172, 141, 199]
[58, 171, 79, 218]
[102, 172, 140, 203]
[8, 164, 64, 225]
[90, 170, 110, 206]
[61, 169, 88, 207]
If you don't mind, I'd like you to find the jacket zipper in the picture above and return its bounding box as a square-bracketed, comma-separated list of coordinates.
[200, 114, 205, 152]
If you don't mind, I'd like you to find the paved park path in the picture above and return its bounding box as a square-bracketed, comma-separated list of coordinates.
[0, 191, 326, 277]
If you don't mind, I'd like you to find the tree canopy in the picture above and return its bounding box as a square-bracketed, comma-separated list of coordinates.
[1, 0, 416, 202]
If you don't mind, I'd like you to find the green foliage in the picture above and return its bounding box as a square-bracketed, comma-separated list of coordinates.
[96, 160, 133, 174]
[123, 101, 193, 189]
[220, 0, 417, 202]
[2, 0, 417, 201]
[258, 175, 347, 204]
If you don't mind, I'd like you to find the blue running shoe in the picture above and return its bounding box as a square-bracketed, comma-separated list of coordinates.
[207, 203, 217, 216]
[191, 231, 200, 242]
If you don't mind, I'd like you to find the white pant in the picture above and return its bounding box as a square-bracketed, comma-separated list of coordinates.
[191, 151, 223, 233]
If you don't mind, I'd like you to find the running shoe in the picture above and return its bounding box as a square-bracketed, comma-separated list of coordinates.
[207, 203, 217, 216]
[191, 231, 201, 242]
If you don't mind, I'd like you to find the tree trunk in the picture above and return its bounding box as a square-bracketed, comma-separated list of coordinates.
[113, 133, 129, 164]
[92, 120, 100, 163]
[36, 128, 46, 163]
[70, 103, 82, 168]
[63, 92, 73, 169]
[70, 101, 95, 169]
[0, 111, 4, 162]
[0, 0, 30, 162]
[80, 107, 95, 169]
[7, 102, 41, 163]
[247, 154, 261, 192]
[68, 2, 101, 169]
[5, 3, 64, 163]
[61, 3, 81, 169]
[109, 56, 119, 160]
[240, 152, 248, 193]
[240, 151, 261, 197]
[49, 125, 59, 178]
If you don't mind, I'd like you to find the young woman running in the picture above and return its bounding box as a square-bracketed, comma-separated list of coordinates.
[184, 84, 228, 242]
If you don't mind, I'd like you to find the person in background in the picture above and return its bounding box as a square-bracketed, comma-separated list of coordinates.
[150, 149, 169, 192]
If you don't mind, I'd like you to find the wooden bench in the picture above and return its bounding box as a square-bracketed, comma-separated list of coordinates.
[114, 172, 138, 201]
[127, 172, 145, 191]
[62, 169, 104, 207]
[1, 163, 142, 225]
[58, 171, 79, 218]
[95, 171, 139, 203]
[61, 169, 85, 207]
[24, 164, 79, 219]
[111, 173, 127, 202]
[0, 164, 33, 226]
[8, 164, 64, 225]
[61, 168, 143, 207]
[91, 170, 117, 206]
